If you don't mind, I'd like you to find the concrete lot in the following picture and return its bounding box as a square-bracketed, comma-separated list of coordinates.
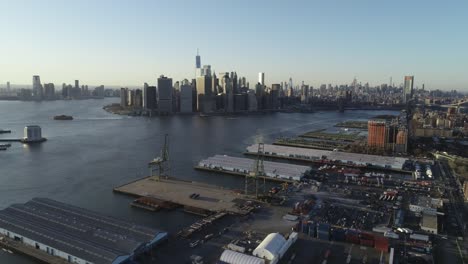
[114, 176, 248, 214]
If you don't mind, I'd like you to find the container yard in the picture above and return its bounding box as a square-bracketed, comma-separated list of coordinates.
[196, 154, 311, 182]
[245, 143, 410, 172]
[114, 176, 253, 215]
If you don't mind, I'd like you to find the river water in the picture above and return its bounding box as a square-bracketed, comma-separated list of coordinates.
[0, 98, 398, 263]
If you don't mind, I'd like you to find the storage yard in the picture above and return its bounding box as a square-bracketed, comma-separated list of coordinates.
[245, 143, 409, 171]
[196, 154, 311, 182]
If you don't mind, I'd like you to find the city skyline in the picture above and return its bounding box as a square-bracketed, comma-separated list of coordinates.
[0, 0, 467, 90]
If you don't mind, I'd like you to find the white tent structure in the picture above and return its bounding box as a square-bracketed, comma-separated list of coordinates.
[252, 233, 287, 263]
[220, 250, 265, 264]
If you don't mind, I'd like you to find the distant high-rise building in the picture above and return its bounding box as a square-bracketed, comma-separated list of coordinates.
[134, 89, 143, 108]
[301, 84, 309, 103]
[195, 49, 201, 69]
[201, 65, 211, 77]
[196, 75, 213, 112]
[44, 83, 55, 100]
[157, 75, 173, 114]
[180, 84, 193, 113]
[368, 120, 387, 149]
[142, 83, 149, 108]
[127, 89, 135, 106]
[258, 72, 265, 85]
[6, 82, 10, 91]
[32, 75, 43, 100]
[75, 80, 79, 90]
[143, 85, 157, 110]
[120, 88, 128, 107]
[403, 76, 414, 103]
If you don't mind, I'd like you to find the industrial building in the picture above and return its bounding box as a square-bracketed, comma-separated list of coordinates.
[23, 125, 45, 143]
[220, 250, 265, 264]
[219, 232, 297, 264]
[0, 198, 167, 264]
[198, 155, 311, 181]
[421, 213, 438, 234]
[246, 144, 408, 170]
[157, 75, 173, 114]
[252, 232, 297, 264]
[409, 196, 443, 215]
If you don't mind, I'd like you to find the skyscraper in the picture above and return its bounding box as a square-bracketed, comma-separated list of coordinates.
[143, 85, 157, 110]
[196, 75, 213, 112]
[258, 72, 265, 85]
[44, 83, 55, 100]
[120, 88, 128, 107]
[157, 75, 173, 114]
[6, 82, 10, 91]
[403, 76, 414, 103]
[75, 80, 79, 90]
[180, 84, 193, 113]
[195, 49, 201, 68]
[195, 49, 202, 77]
[32, 75, 43, 100]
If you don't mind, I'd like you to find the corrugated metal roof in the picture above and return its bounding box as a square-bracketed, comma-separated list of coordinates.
[0, 198, 167, 264]
[198, 155, 310, 180]
[246, 144, 408, 169]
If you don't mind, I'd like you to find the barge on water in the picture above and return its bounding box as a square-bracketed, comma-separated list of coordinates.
[196, 155, 311, 182]
[245, 144, 411, 173]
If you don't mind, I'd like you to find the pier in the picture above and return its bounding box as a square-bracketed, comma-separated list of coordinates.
[113, 177, 253, 215]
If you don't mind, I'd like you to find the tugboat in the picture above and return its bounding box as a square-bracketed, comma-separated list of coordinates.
[53, 115, 73, 120]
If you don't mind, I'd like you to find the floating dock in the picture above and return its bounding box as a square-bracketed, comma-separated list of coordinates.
[245, 144, 411, 173]
[113, 177, 252, 215]
[196, 155, 311, 182]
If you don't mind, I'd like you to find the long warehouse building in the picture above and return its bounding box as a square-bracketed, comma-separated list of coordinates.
[246, 144, 408, 170]
[0, 198, 168, 264]
[198, 155, 311, 181]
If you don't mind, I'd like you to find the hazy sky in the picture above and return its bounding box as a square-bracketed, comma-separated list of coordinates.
[0, 0, 467, 90]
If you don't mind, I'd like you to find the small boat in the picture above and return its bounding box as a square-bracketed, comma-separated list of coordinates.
[53, 115, 73, 120]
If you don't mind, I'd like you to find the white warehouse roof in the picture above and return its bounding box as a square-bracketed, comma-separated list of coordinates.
[246, 144, 408, 170]
[253, 233, 287, 261]
[220, 249, 265, 264]
[198, 155, 310, 181]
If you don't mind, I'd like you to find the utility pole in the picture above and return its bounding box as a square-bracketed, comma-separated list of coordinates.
[245, 143, 266, 198]
[149, 134, 170, 181]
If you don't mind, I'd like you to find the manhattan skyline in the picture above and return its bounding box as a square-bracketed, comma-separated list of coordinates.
[1, 0, 467, 90]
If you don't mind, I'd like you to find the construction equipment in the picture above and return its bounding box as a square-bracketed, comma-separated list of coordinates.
[245, 143, 266, 198]
[149, 134, 170, 180]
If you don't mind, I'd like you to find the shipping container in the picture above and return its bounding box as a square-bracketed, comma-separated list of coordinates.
[331, 228, 346, 242]
[374, 236, 389, 252]
[317, 231, 330, 241]
[360, 239, 374, 247]
[346, 230, 360, 244]
[318, 223, 330, 232]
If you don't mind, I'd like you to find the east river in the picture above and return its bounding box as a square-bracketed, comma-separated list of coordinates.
[0, 98, 398, 263]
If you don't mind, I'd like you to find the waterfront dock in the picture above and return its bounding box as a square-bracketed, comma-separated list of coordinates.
[113, 177, 252, 215]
